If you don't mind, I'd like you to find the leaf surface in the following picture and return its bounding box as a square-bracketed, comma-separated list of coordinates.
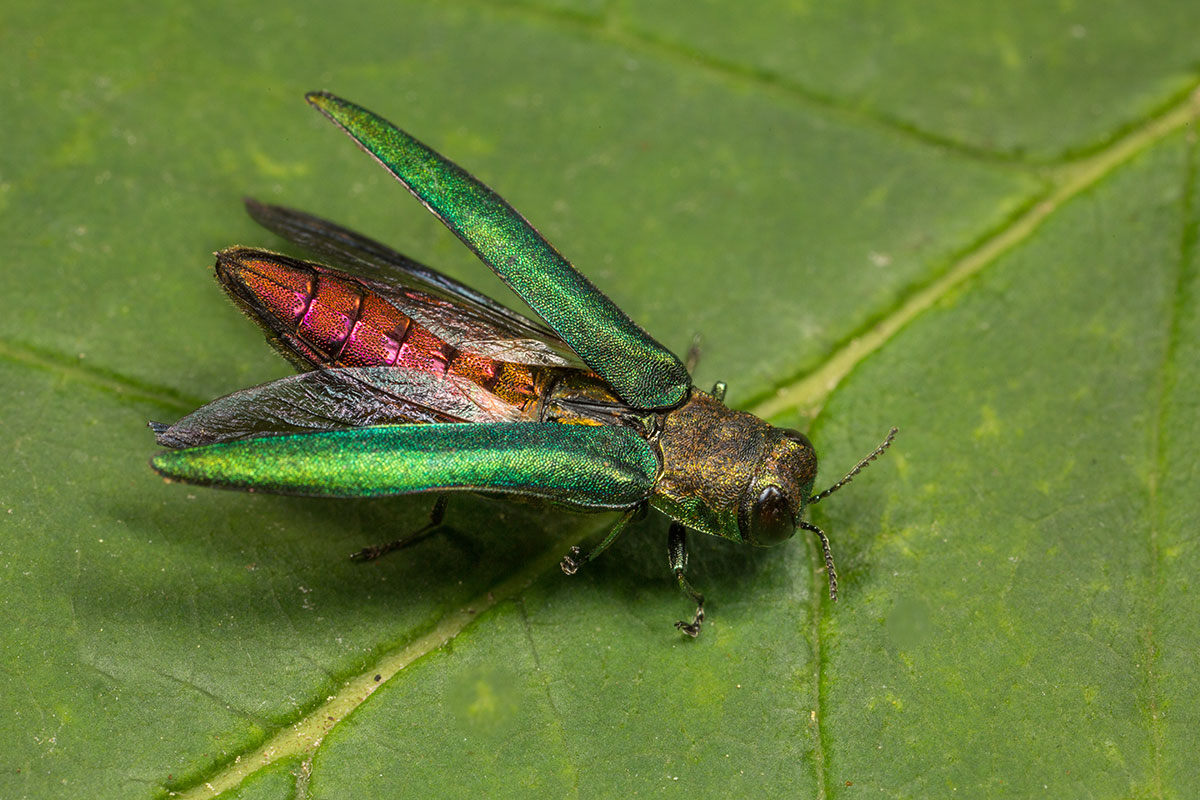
[1, 1, 1197, 798]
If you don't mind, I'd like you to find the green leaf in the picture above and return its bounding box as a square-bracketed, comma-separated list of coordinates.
[1, 1, 1197, 798]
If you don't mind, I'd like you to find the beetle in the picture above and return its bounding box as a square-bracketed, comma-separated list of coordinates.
[150, 92, 897, 636]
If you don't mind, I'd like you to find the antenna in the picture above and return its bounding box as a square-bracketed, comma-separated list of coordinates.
[808, 427, 898, 505]
[801, 520, 839, 600]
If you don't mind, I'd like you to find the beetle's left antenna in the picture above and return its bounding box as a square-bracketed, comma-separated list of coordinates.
[808, 427, 898, 505]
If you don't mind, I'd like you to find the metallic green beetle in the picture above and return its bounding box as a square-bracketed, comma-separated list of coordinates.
[151, 93, 896, 635]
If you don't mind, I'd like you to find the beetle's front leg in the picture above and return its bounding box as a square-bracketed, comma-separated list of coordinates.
[668, 522, 705, 637]
[560, 501, 647, 575]
[352, 495, 448, 561]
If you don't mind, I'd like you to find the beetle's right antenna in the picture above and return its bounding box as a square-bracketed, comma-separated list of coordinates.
[801, 520, 839, 600]
[808, 427, 898, 505]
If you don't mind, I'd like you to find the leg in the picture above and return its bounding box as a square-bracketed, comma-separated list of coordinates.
[684, 333, 703, 373]
[800, 520, 838, 601]
[683, 333, 728, 405]
[668, 522, 705, 637]
[560, 502, 646, 575]
[351, 495, 448, 561]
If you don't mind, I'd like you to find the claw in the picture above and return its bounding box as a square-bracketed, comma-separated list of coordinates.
[560, 545, 583, 575]
[351, 546, 383, 562]
[674, 603, 704, 637]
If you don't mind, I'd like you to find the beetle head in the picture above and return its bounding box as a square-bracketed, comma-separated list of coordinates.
[737, 428, 818, 546]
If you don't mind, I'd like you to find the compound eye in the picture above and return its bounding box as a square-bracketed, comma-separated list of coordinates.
[747, 485, 795, 546]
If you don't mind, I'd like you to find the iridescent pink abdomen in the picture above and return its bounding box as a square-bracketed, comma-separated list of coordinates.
[215, 249, 540, 410]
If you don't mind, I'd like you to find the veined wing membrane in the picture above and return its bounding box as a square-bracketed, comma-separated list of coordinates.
[150, 366, 533, 448]
[244, 198, 529, 325]
[242, 203, 581, 369]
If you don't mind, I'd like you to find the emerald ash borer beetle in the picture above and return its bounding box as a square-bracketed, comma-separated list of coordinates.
[150, 92, 897, 636]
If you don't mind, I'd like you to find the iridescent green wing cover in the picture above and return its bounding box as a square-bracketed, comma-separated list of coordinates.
[152, 422, 658, 510]
[306, 92, 690, 410]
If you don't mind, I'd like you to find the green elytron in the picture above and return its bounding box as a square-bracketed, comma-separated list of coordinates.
[151, 93, 897, 635]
